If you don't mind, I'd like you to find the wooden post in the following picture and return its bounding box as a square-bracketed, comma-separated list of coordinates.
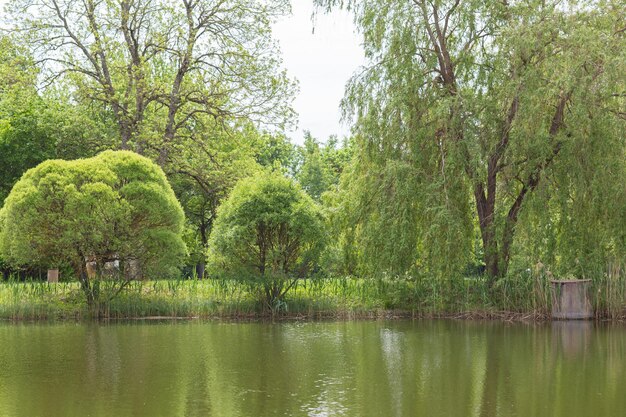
[550, 279, 593, 319]
[47, 269, 59, 283]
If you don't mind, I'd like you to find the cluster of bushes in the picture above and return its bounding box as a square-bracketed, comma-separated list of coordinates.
[1, 151, 623, 318]
[0, 151, 327, 312]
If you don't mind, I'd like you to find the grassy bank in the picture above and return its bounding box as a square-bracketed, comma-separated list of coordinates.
[0, 266, 624, 320]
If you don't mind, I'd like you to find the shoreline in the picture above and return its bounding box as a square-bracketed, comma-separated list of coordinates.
[1, 277, 623, 323]
[2, 308, 616, 323]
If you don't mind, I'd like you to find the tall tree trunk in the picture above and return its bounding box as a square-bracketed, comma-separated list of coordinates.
[195, 263, 205, 281]
[78, 267, 95, 310]
[196, 221, 209, 280]
[475, 185, 500, 282]
[119, 118, 132, 150]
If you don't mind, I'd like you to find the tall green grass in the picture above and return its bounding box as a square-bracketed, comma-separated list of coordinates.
[592, 262, 626, 319]
[0, 266, 623, 320]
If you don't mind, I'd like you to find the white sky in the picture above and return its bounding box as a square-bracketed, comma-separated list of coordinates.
[0, 0, 365, 144]
[272, 1, 364, 144]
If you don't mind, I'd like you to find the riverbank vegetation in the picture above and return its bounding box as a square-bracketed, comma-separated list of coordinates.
[1, 263, 624, 321]
[0, 0, 624, 321]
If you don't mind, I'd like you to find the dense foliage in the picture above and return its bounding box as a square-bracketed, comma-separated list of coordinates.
[316, 0, 626, 282]
[5, 0, 296, 161]
[0, 151, 186, 305]
[0, 0, 624, 317]
[0, 36, 112, 204]
[297, 132, 352, 201]
[208, 172, 325, 306]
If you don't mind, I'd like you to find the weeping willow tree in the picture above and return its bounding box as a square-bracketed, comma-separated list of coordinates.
[317, 0, 625, 282]
[514, 110, 626, 277]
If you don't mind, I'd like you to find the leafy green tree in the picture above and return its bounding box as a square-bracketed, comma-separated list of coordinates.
[207, 172, 325, 307]
[320, 135, 353, 185]
[297, 132, 333, 200]
[170, 122, 262, 278]
[6, 0, 296, 162]
[254, 132, 301, 176]
[0, 151, 186, 308]
[324, 155, 431, 277]
[316, 0, 626, 282]
[297, 131, 352, 200]
[0, 37, 56, 203]
[0, 36, 114, 204]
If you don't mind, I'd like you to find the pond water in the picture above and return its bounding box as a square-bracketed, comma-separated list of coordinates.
[0, 320, 624, 417]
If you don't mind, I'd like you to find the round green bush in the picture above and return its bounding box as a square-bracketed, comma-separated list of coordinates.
[0, 150, 186, 281]
[208, 172, 325, 305]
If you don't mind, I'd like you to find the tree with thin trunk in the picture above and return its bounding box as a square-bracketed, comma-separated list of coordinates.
[171, 121, 261, 279]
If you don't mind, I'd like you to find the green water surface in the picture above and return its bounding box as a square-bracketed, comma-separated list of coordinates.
[0, 320, 623, 417]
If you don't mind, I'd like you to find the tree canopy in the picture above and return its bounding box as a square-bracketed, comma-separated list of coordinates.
[208, 172, 325, 304]
[0, 36, 112, 204]
[316, 0, 626, 280]
[0, 150, 186, 303]
[5, 0, 296, 163]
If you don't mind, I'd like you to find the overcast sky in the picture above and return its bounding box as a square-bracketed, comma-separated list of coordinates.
[273, 1, 364, 143]
[0, 0, 364, 144]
